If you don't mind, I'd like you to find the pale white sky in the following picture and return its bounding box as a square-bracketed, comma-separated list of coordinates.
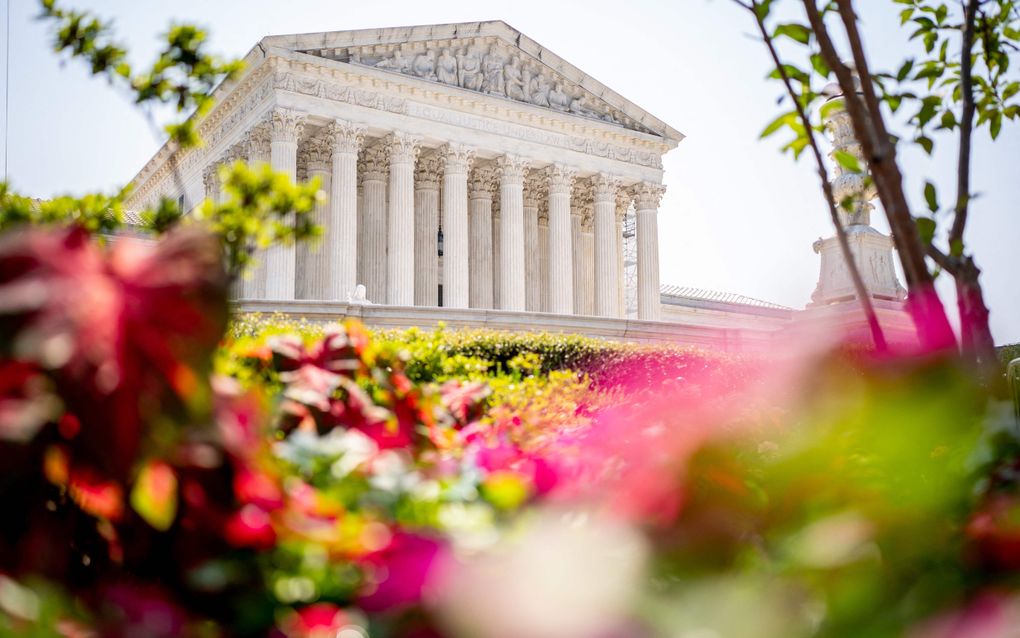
[2, 0, 1017, 343]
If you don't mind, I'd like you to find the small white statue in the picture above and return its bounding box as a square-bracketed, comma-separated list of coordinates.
[347, 284, 370, 305]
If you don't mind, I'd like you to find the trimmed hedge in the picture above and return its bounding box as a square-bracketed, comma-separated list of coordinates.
[229, 313, 747, 392]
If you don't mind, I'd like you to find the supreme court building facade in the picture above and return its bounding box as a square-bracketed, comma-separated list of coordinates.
[125, 21, 801, 348]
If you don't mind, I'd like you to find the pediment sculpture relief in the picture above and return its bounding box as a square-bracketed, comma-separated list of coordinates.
[316, 40, 653, 134]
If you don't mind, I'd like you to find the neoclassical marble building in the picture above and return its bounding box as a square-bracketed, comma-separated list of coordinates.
[124, 21, 906, 349]
[126, 22, 678, 319]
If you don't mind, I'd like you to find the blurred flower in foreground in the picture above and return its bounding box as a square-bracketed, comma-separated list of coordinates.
[908, 593, 1020, 638]
[435, 508, 648, 638]
[0, 225, 228, 480]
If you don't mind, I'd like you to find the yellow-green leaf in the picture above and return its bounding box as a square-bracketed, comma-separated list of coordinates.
[131, 460, 178, 531]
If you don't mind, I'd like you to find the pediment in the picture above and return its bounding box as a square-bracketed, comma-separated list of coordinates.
[261, 21, 683, 143]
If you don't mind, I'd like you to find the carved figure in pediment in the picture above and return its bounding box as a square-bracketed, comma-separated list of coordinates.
[437, 48, 458, 85]
[458, 47, 484, 91]
[482, 45, 505, 95]
[350, 51, 362, 64]
[530, 73, 551, 107]
[377, 48, 408, 72]
[411, 50, 437, 80]
[549, 82, 571, 111]
[570, 95, 603, 119]
[504, 55, 527, 101]
[521, 65, 534, 102]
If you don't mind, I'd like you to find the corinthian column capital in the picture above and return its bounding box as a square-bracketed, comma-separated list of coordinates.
[592, 174, 621, 203]
[441, 143, 476, 175]
[385, 131, 422, 165]
[469, 165, 497, 199]
[245, 121, 272, 161]
[299, 137, 333, 172]
[497, 154, 529, 186]
[415, 152, 443, 190]
[524, 169, 546, 209]
[632, 182, 666, 210]
[361, 142, 389, 181]
[325, 119, 365, 155]
[546, 164, 576, 195]
[270, 108, 306, 143]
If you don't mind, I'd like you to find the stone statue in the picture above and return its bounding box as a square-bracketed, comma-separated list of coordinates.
[521, 65, 534, 102]
[436, 48, 458, 85]
[570, 95, 601, 119]
[375, 49, 409, 73]
[458, 47, 484, 91]
[411, 50, 436, 80]
[482, 45, 505, 95]
[348, 284, 370, 304]
[548, 82, 571, 111]
[504, 55, 527, 101]
[530, 73, 551, 107]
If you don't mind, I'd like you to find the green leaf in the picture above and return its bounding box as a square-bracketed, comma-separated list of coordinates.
[923, 181, 939, 213]
[760, 111, 795, 139]
[130, 460, 178, 532]
[896, 59, 915, 82]
[774, 23, 812, 45]
[810, 53, 830, 77]
[833, 150, 863, 173]
[916, 217, 936, 245]
[990, 111, 1003, 139]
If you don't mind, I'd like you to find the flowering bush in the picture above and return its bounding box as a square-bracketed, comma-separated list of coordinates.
[4, 226, 1020, 637]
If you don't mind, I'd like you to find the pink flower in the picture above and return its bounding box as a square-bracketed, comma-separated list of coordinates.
[278, 603, 355, 638]
[224, 504, 276, 550]
[357, 531, 444, 613]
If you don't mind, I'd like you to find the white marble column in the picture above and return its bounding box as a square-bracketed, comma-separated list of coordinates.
[324, 120, 364, 301]
[243, 122, 272, 299]
[356, 162, 365, 291]
[492, 197, 501, 308]
[634, 182, 665, 321]
[615, 191, 629, 317]
[497, 155, 529, 311]
[523, 170, 543, 312]
[592, 174, 620, 317]
[414, 154, 442, 306]
[546, 165, 575, 315]
[468, 166, 496, 309]
[296, 137, 332, 300]
[581, 210, 595, 316]
[385, 132, 421, 306]
[265, 109, 305, 300]
[571, 182, 588, 315]
[538, 207, 550, 312]
[361, 143, 388, 304]
[440, 143, 475, 309]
